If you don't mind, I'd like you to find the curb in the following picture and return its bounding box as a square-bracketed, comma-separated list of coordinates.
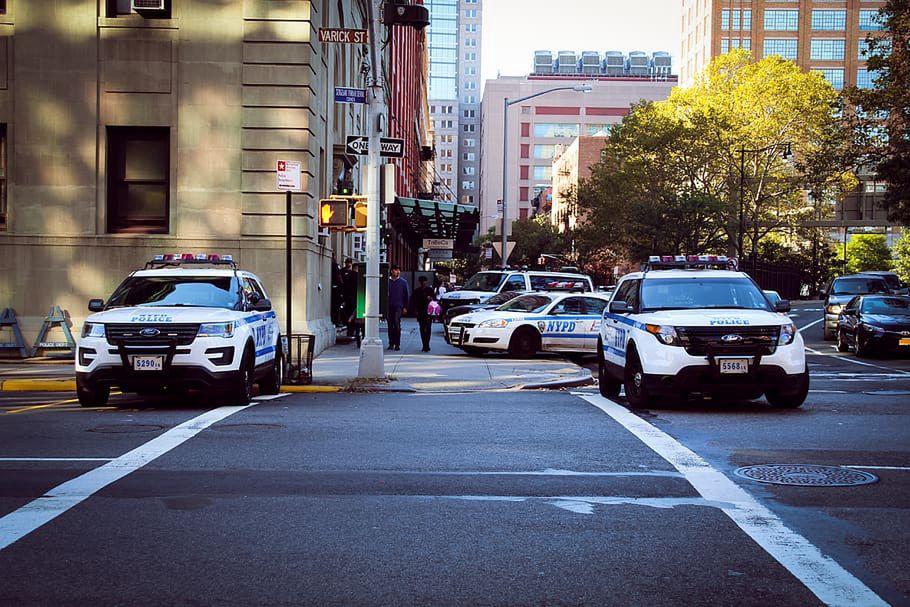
[280, 385, 344, 393]
[0, 379, 77, 392]
[520, 371, 595, 391]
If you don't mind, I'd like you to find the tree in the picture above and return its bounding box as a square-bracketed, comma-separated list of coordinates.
[509, 216, 568, 268]
[838, 233, 893, 273]
[846, 0, 910, 223]
[576, 51, 856, 268]
[893, 229, 910, 283]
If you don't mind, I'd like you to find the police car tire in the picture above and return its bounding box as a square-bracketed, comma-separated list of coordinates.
[597, 343, 621, 397]
[258, 346, 283, 395]
[230, 346, 255, 404]
[623, 350, 652, 409]
[508, 327, 540, 359]
[77, 379, 110, 407]
[765, 371, 809, 408]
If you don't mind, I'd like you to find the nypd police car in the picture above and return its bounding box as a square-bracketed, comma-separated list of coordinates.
[598, 255, 808, 408]
[446, 291, 610, 357]
[75, 254, 282, 407]
[439, 270, 593, 316]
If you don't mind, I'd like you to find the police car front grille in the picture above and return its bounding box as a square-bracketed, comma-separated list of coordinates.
[676, 326, 780, 356]
[450, 321, 476, 329]
[106, 324, 200, 346]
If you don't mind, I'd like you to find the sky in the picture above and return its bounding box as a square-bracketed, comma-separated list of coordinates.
[480, 0, 682, 88]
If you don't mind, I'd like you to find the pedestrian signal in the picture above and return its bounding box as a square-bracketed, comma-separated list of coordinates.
[353, 201, 367, 229]
[319, 199, 349, 228]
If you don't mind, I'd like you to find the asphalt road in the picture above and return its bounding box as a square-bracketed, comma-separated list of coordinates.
[0, 302, 908, 606]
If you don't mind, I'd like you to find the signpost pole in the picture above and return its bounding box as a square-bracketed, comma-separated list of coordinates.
[358, 0, 385, 379]
[286, 189, 292, 340]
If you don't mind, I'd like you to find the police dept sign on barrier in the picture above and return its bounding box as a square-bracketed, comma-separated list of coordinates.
[276, 160, 301, 191]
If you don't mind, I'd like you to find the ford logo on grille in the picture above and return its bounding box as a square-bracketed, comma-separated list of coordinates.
[140, 328, 161, 337]
[721, 334, 743, 343]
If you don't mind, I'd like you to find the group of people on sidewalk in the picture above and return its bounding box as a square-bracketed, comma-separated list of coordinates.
[387, 267, 444, 352]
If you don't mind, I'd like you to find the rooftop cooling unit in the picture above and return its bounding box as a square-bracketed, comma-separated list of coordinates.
[534, 50, 554, 74]
[131, 0, 165, 9]
[579, 51, 601, 75]
[628, 51, 649, 76]
[556, 51, 578, 74]
[603, 51, 625, 76]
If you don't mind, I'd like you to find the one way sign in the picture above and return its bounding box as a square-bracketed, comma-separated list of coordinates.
[345, 136, 405, 158]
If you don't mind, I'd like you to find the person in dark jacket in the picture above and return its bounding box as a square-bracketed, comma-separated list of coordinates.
[387, 265, 409, 351]
[341, 258, 359, 337]
[412, 276, 435, 352]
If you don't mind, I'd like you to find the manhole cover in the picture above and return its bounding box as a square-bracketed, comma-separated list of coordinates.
[734, 464, 878, 487]
[863, 390, 910, 396]
[211, 423, 284, 431]
[88, 424, 166, 434]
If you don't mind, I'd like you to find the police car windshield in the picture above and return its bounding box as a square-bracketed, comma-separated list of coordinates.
[497, 294, 553, 313]
[641, 278, 772, 312]
[461, 272, 506, 292]
[106, 276, 241, 309]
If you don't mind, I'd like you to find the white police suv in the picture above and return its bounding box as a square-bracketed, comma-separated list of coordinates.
[598, 256, 808, 408]
[446, 291, 610, 357]
[75, 254, 282, 407]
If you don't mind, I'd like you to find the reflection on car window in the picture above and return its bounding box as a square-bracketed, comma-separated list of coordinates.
[861, 297, 910, 315]
[641, 278, 771, 311]
[107, 276, 240, 309]
[832, 278, 888, 295]
[498, 294, 552, 313]
[488, 290, 523, 305]
[462, 272, 506, 292]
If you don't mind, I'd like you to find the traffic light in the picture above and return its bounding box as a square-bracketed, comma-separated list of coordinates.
[353, 201, 367, 229]
[319, 199, 349, 228]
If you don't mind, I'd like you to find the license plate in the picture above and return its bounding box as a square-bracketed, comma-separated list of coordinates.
[133, 356, 164, 371]
[900, 338, 910, 347]
[719, 358, 749, 374]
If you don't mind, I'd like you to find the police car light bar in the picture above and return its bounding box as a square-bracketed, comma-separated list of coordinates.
[145, 253, 237, 269]
[643, 254, 735, 271]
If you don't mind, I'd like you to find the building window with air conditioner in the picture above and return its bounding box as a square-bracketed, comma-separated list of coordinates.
[107, 0, 171, 18]
[106, 126, 170, 233]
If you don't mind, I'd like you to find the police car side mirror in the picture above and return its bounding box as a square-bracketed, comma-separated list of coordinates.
[88, 299, 105, 312]
[774, 299, 791, 313]
[609, 301, 630, 314]
[252, 298, 272, 312]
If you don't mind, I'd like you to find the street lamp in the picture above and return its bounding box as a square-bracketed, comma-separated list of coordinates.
[501, 83, 592, 268]
[737, 141, 792, 274]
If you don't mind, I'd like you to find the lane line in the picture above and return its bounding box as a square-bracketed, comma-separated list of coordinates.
[0, 403, 254, 552]
[6, 398, 81, 414]
[845, 465, 910, 471]
[797, 317, 824, 332]
[577, 393, 888, 607]
[805, 346, 910, 374]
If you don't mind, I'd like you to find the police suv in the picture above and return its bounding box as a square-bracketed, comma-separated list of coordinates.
[446, 291, 611, 357]
[439, 270, 593, 316]
[75, 254, 282, 407]
[598, 255, 808, 408]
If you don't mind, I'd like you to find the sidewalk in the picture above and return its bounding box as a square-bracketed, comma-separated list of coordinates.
[0, 317, 593, 393]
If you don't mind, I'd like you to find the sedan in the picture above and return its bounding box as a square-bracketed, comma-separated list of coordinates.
[837, 295, 910, 357]
[443, 290, 526, 326]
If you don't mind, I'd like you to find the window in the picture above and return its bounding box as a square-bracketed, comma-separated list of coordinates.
[520, 144, 529, 159]
[462, 195, 474, 204]
[534, 144, 556, 159]
[465, 23, 477, 33]
[519, 166, 529, 180]
[462, 167, 475, 175]
[464, 52, 477, 61]
[764, 10, 799, 31]
[813, 68, 844, 89]
[464, 38, 477, 47]
[464, 67, 476, 76]
[106, 0, 172, 18]
[533, 123, 579, 138]
[859, 37, 891, 59]
[763, 38, 798, 60]
[463, 138, 475, 147]
[465, 9, 476, 17]
[463, 95, 476, 104]
[856, 68, 877, 89]
[533, 166, 552, 181]
[721, 38, 751, 53]
[810, 39, 845, 60]
[107, 127, 170, 233]
[464, 81, 477, 90]
[812, 10, 846, 31]
[859, 10, 883, 31]
[0, 124, 5, 231]
[463, 124, 475, 132]
[721, 9, 752, 30]
[461, 180, 474, 189]
[463, 152, 475, 161]
[585, 124, 612, 136]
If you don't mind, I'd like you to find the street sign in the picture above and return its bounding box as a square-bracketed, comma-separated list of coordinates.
[346, 136, 369, 156]
[335, 87, 366, 104]
[379, 138, 404, 158]
[345, 136, 405, 158]
[276, 160, 301, 191]
[491, 241, 516, 264]
[423, 238, 454, 250]
[318, 28, 369, 44]
[427, 249, 453, 261]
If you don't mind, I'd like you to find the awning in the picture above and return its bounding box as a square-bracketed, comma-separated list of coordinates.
[393, 197, 479, 249]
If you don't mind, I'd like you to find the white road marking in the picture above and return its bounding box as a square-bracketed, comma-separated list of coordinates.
[0, 404, 254, 552]
[845, 465, 910, 471]
[0, 458, 113, 462]
[797, 317, 824, 332]
[445, 495, 724, 515]
[577, 393, 888, 607]
[805, 346, 910, 374]
[254, 393, 290, 401]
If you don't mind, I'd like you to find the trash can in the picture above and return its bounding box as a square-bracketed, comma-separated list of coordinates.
[283, 333, 314, 385]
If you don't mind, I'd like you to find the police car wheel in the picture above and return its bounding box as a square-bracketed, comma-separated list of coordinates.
[77, 379, 110, 407]
[598, 343, 621, 397]
[258, 347, 283, 395]
[765, 371, 809, 408]
[229, 347, 255, 404]
[508, 328, 540, 359]
[623, 350, 652, 408]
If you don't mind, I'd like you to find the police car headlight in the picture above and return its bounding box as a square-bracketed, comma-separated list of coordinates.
[826, 304, 842, 315]
[778, 322, 797, 346]
[198, 322, 234, 338]
[478, 318, 509, 329]
[81, 322, 105, 338]
[645, 324, 680, 346]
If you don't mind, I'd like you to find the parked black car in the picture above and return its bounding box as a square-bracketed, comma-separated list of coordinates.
[836, 295, 910, 356]
[443, 290, 526, 326]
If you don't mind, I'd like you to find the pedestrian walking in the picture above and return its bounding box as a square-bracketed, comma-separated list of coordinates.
[387, 265, 409, 351]
[412, 276, 435, 352]
[435, 281, 448, 300]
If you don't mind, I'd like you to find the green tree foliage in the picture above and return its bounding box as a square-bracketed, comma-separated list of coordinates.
[893, 229, 910, 283]
[838, 233, 893, 273]
[846, 0, 910, 223]
[509, 216, 567, 268]
[576, 50, 856, 264]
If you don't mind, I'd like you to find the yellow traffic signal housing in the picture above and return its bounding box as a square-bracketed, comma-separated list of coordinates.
[353, 201, 367, 229]
[319, 199, 349, 228]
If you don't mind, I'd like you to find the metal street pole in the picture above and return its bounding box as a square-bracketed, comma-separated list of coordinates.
[358, 0, 385, 378]
[500, 84, 591, 269]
